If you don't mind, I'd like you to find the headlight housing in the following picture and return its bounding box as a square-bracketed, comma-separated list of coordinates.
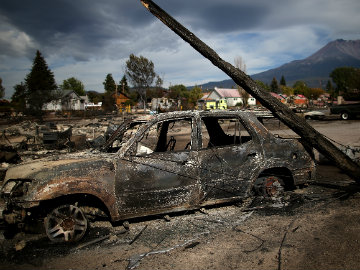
[1, 179, 32, 198]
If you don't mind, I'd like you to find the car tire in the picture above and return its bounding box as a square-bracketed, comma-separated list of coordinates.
[44, 204, 88, 243]
[254, 176, 285, 197]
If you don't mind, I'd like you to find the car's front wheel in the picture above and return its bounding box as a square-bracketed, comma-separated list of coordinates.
[44, 204, 88, 243]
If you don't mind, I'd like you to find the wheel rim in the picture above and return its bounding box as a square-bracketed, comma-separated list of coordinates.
[342, 113, 349, 120]
[264, 176, 284, 197]
[45, 204, 88, 243]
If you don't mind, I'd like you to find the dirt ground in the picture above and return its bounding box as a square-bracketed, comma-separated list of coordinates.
[1, 116, 360, 270]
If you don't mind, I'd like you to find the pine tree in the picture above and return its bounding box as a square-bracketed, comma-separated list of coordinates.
[119, 75, 129, 94]
[103, 74, 116, 93]
[270, 77, 279, 93]
[25, 50, 57, 116]
[102, 74, 116, 112]
[280, 75, 286, 86]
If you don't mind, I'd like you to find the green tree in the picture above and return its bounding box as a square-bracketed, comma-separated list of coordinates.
[270, 77, 279, 93]
[280, 85, 294, 96]
[11, 82, 27, 113]
[168, 84, 187, 100]
[280, 75, 286, 86]
[102, 74, 116, 112]
[103, 73, 116, 93]
[330, 67, 360, 97]
[60, 77, 85, 96]
[308, 88, 325, 100]
[25, 50, 57, 116]
[0, 78, 5, 98]
[188, 86, 203, 109]
[125, 54, 156, 110]
[293, 81, 309, 96]
[119, 75, 129, 94]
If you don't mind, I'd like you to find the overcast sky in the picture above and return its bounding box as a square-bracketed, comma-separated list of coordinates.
[1, 0, 359, 98]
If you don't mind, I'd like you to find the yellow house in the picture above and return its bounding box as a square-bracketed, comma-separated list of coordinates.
[113, 92, 131, 112]
[205, 99, 228, 110]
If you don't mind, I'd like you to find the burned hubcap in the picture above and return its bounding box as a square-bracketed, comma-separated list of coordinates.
[264, 176, 284, 197]
[45, 204, 88, 243]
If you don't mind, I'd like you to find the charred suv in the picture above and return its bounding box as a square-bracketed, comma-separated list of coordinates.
[0, 111, 316, 242]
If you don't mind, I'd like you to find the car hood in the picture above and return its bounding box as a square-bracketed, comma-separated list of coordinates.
[4, 151, 114, 182]
[2, 152, 116, 204]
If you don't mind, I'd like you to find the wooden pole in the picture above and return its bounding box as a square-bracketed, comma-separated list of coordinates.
[140, 0, 360, 182]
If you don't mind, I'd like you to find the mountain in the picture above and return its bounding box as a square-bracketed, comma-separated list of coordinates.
[198, 39, 360, 89]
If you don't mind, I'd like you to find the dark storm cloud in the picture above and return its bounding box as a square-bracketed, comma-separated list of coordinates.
[0, 0, 155, 60]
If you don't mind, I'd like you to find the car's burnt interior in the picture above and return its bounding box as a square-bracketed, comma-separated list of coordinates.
[201, 116, 252, 148]
[135, 118, 193, 155]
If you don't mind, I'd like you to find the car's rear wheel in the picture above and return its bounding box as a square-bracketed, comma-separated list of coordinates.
[44, 204, 88, 243]
[254, 176, 285, 197]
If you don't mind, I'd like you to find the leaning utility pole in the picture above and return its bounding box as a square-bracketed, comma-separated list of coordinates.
[140, 0, 360, 182]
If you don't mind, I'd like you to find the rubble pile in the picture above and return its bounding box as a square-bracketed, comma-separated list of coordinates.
[0, 117, 127, 175]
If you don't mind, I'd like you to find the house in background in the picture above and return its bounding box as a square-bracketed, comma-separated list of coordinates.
[293, 94, 308, 107]
[151, 97, 177, 112]
[43, 90, 86, 111]
[198, 92, 228, 110]
[207, 87, 241, 107]
[205, 87, 257, 108]
[113, 92, 130, 108]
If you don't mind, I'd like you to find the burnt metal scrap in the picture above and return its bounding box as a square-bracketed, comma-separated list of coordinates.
[0, 110, 315, 243]
[140, 0, 360, 181]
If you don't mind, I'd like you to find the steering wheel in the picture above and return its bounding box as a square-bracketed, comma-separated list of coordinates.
[166, 136, 176, 151]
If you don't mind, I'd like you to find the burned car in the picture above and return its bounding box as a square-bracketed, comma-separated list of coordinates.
[0, 111, 315, 243]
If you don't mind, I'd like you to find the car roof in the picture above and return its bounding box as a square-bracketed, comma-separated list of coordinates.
[149, 109, 273, 121]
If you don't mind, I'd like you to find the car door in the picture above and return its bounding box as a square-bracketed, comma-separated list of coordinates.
[115, 117, 201, 218]
[197, 115, 263, 204]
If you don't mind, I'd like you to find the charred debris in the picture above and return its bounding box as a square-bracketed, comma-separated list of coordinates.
[0, 116, 129, 172]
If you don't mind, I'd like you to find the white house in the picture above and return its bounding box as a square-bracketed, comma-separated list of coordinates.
[43, 90, 86, 111]
[207, 87, 256, 107]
